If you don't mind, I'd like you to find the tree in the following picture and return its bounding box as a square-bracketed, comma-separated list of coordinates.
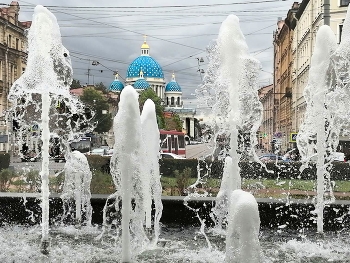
[0, 169, 17, 192]
[80, 87, 113, 133]
[165, 112, 182, 131]
[70, 79, 81, 89]
[139, 88, 166, 129]
[95, 82, 108, 94]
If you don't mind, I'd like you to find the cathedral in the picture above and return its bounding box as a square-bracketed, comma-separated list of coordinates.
[109, 37, 184, 110]
[107, 38, 197, 140]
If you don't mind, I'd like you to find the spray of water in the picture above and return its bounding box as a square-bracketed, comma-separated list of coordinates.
[103, 86, 163, 261]
[297, 6, 350, 233]
[7, 5, 94, 253]
[140, 99, 163, 246]
[61, 150, 92, 227]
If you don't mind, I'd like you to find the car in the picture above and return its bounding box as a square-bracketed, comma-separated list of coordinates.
[160, 152, 186, 159]
[89, 148, 107, 156]
[258, 154, 283, 163]
[105, 148, 114, 157]
[21, 152, 40, 162]
[310, 152, 345, 162]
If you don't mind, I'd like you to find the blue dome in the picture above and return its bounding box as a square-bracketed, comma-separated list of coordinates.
[133, 78, 150, 89]
[127, 56, 164, 79]
[165, 80, 182, 92]
[109, 79, 124, 92]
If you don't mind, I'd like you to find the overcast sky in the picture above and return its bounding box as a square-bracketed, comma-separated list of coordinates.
[16, 0, 295, 108]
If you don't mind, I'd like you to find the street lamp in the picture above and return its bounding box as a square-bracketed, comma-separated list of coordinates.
[196, 57, 205, 81]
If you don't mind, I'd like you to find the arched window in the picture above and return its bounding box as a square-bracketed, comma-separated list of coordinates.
[171, 97, 175, 106]
[166, 97, 169, 105]
[177, 97, 180, 105]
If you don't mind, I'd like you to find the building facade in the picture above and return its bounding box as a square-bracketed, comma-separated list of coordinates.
[258, 84, 274, 152]
[273, 3, 299, 152]
[0, 1, 31, 152]
[270, 0, 349, 153]
[292, 0, 349, 136]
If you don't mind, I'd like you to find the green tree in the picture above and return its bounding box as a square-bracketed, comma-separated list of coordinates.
[70, 79, 81, 89]
[165, 112, 183, 131]
[174, 167, 192, 196]
[95, 82, 108, 94]
[0, 168, 17, 192]
[90, 170, 114, 194]
[80, 87, 113, 133]
[139, 88, 165, 129]
[24, 170, 41, 192]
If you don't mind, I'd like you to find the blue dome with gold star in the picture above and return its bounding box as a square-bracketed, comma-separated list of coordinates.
[133, 78, 150, 89]
[109, 74, 124, 92]
[165, 73, 182, 92]
[127, 56, 164, 79]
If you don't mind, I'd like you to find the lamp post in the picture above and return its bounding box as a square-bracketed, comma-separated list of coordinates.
[196, 57, 205, 81]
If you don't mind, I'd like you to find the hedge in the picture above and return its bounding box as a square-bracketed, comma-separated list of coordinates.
[0, 153, 10, 171]
[85, 156, 350, 181]
[159, 159, 350, 181]
[86, 155, 110, 173]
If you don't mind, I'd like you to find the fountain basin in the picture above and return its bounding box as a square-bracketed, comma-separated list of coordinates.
[0, 193, 349, 231]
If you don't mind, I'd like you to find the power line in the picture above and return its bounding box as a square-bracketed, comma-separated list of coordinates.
[17, 1, 289, 10]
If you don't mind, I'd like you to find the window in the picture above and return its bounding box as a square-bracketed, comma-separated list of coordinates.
[177, 97, 180, 105]
[340, 0, 350, 6]
[339, 24, 344, 43]
[0, 61, 2, 81]
[10, 64, 14, 83]
[16, 39, 19, 50]
[171, 97, 175, 105]
[8, 35, 11, 47]
[160, 134, 167, 149]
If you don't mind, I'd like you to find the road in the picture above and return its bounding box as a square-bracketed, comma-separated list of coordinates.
[185, 143, 214, 159]
[10, 144, 213, 172]
[10, 157, 65, 175]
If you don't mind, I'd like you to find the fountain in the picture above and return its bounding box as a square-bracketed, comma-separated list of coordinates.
[225, 189, 261, 263]
[140, 98, 163, 245]
[0, 4, 350, 263]
[100, 86, 164, 262]
[297, 9, 350, 234]
[194, 14, 264, 262]
[7, 5, 94, 254]
[61, 150, 92, 226]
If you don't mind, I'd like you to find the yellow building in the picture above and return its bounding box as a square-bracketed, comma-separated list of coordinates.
[292, 0, 349, 135]
[0, 1, 31, 152]
[273, 3, 299, 152]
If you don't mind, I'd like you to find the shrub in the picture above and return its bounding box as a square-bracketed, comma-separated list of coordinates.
[24, 170, 41, 192]
[0, 153, 10, 171]
[174, 167, 192, 196]
[90, 170, 114, 194]
[86, 155, 110, 173]
[0, 168, 17, 191]
[49, 172, 65, 193]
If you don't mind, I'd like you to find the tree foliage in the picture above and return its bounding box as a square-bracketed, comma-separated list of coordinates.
[80, 87, 113, 133]
[94, 82, 108, 94]
[70, 79, 81, 89]
[139, 88, 165, 129]
[0, 168, 17, 192]
[165, 112, 183, 131]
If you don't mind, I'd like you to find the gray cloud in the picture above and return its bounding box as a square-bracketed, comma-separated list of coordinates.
[17, 0, 294, 106]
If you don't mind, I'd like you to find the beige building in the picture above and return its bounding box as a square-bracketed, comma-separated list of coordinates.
[258, 84, 274, 152]
[0, 1, 31, 152]
[292, 0, 349, 135]
[273, 3, 299, 152]
[270, 0, 349, 153]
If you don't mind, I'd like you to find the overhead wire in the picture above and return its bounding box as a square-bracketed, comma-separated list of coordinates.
[16, 0, 291, 88]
